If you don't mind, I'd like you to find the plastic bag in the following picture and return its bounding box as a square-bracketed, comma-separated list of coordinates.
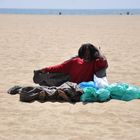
[106, 83, 127, 100]
[122, 84, 140, 101]
[94, 75, 109, 89]
[78, 81, 97, 89]
[80, 87, 110, 102]
[106, 83, 140, 101]
[80, 87, 97, 102]
[96, 88, 110, 102]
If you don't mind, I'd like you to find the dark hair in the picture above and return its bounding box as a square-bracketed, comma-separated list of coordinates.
[78, 43, 100, 60]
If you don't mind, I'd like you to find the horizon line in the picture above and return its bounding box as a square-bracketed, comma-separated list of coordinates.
[0, 8, 140, 10]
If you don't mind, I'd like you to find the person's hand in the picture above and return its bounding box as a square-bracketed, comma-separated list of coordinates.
[34, 69, 43, 74]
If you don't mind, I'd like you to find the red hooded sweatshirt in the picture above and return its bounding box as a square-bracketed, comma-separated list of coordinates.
[42, 57, 108, 84]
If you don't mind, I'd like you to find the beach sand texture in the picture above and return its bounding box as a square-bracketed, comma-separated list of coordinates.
[0, 15, 140, 140]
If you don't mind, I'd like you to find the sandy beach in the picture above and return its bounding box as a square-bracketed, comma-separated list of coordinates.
[0, 14, 140, 140]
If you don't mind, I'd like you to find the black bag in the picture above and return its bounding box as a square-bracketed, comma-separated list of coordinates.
[33, 71, 70, 87]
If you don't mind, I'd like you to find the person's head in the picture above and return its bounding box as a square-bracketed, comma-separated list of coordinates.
[78, 43, 100, 62]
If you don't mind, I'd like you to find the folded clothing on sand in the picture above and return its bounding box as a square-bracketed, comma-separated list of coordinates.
[7, 82, 83, 103]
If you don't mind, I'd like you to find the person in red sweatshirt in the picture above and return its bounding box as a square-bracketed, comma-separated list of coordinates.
[33, 43, 108, 86]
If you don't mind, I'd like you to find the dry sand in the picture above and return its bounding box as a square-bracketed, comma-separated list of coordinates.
[0, 14, 140, 140]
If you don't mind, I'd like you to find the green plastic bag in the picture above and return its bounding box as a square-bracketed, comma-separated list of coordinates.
[80, 83, 140, 102]
[106, 83, 140, 101]
[80, 87, 110, 102]
[96, 88, 110, 102]
[106, 83, 128, 100]
[121, 85, 140, 101]
[80, 87, 97, 102]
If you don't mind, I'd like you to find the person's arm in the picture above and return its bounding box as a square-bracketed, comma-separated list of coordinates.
[94, 56, 108, 78]
[41, 59, 73, 74]
[95, 55, 108, 72]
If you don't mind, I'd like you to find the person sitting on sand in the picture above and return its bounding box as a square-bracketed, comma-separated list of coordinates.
[33, 43, 108, 86]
